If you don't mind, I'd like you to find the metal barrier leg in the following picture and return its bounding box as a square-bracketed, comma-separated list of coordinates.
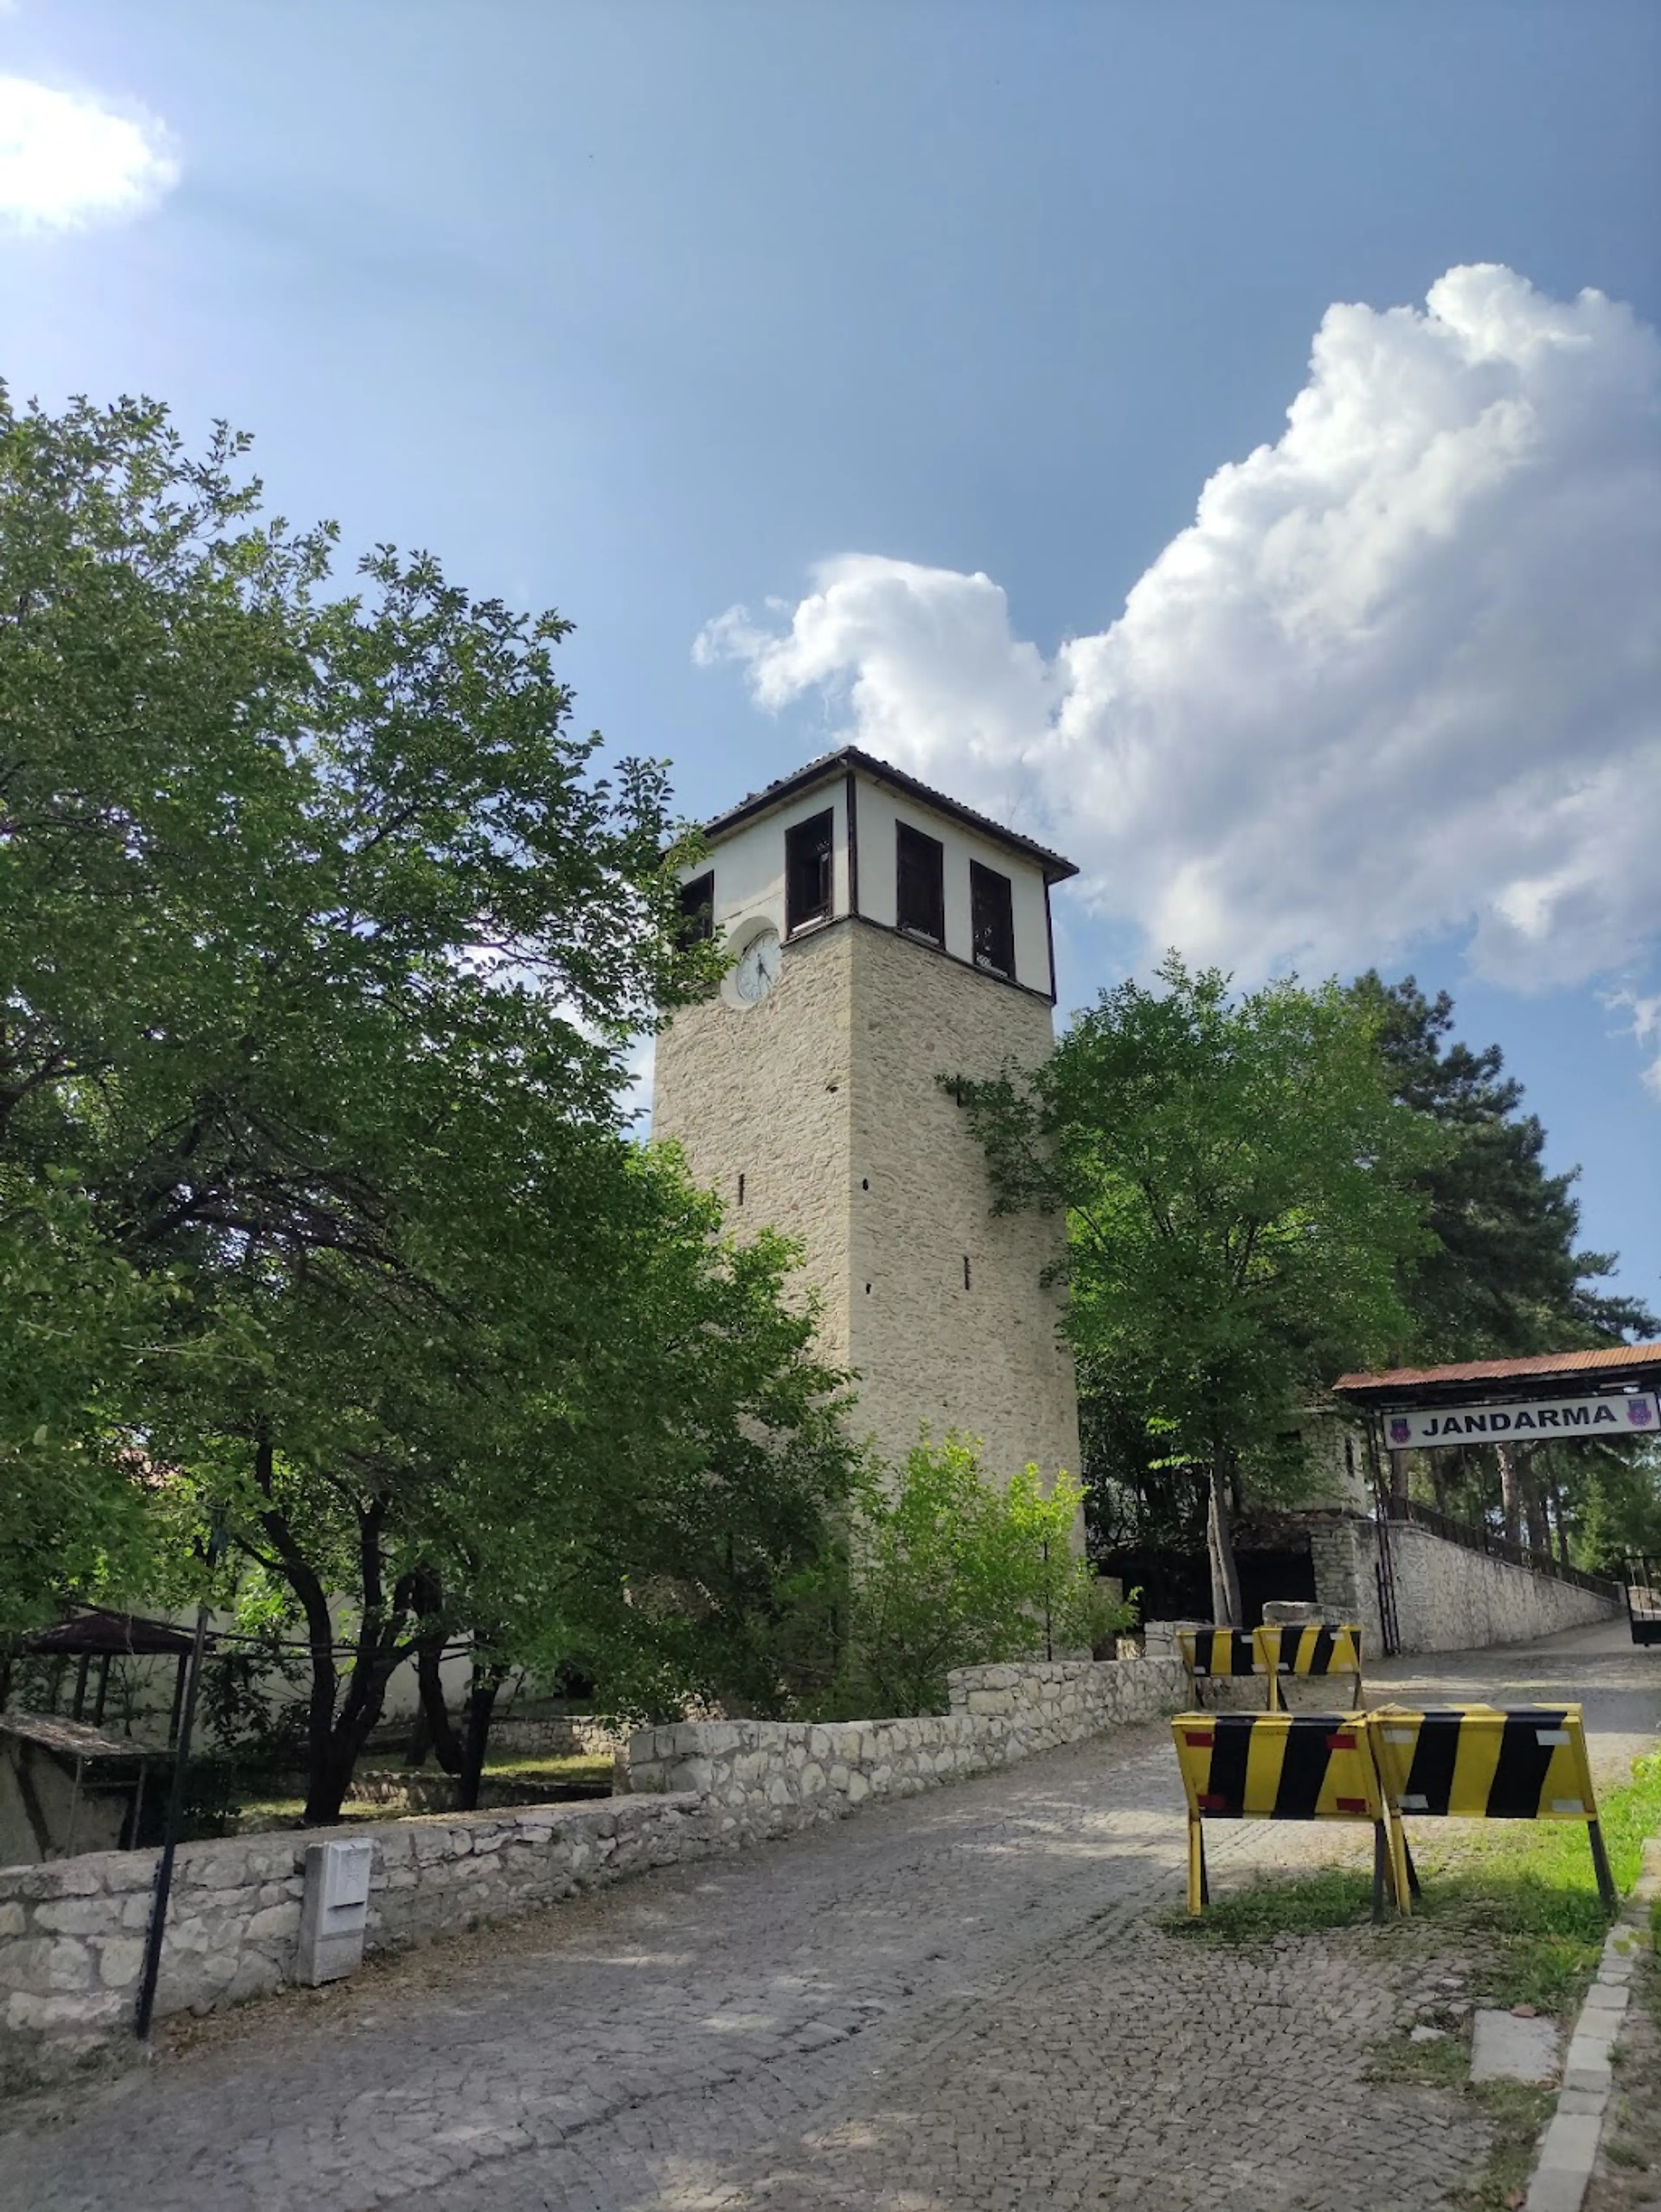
[1187, 1817, 1207, 1915]
[1385, 1821, 1415, 1917]
[1371, 1823, 1388, 1924]
[1588, 1820, 1619, 1919]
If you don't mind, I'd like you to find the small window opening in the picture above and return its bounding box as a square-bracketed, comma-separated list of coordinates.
[865, 1282, 872, 1295]
[785, 809, 835, 934]
[677, 870, 715, 947]
[860, 1177, 869, 1191]
[895, 821, 945, 943]
[970, 860, 1015, 976]
[963, 1255, 972, 1290]
[738, 1173, 745, 1207]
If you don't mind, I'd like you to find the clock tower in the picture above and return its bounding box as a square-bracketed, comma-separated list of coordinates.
[652, 749, 1081, 1488]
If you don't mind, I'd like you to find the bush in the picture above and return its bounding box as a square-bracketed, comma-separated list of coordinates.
[822, 1434, 1125, 1717]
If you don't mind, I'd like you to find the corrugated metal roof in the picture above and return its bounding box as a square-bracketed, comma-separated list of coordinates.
[699, 745, 1081, 884]
[1334, 1342, 1661, 1403]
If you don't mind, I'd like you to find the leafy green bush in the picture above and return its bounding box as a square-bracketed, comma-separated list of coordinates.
[821, 1434, 1125, 1717]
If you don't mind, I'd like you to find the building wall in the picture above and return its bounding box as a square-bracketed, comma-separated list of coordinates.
[690, 779, 854, 941]
[845, 922, 1079, 1482]
[681, 767, 1056, 1003]
[652, 915, 1079, 1483]
[851, 779, 1054, 996]
[654, 920, 856, 1367]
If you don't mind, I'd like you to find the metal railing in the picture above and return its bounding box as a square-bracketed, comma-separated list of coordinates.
[1385, 1496, 1622, 1601]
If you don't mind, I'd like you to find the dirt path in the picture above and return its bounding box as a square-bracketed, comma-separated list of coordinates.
[4, 1621, 1655, 2212]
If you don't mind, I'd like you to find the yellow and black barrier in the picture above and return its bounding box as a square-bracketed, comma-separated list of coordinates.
[1171, 1710, 1405, 1920]
[1176, 1628, 1265, 1704]
[1253, 1623, 1365, 1712]
[1367, 1703, 1617, 1916]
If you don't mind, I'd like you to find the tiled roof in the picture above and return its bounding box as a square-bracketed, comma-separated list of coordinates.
[699, 746, 1080, 884]
[1333, 1342, 1661, 1402]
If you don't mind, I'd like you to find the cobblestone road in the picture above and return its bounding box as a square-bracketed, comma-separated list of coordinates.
[4, 1622, 1655, 2212]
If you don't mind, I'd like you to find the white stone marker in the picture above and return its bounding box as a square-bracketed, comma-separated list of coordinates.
[297, 1837, 375, 1986]
[1470, 2008, 1558, 2085]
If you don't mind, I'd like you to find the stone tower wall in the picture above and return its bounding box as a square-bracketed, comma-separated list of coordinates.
[845, 923, 1079, 1484]
[651, 916, 1081, 1485]
[652, 923, 856, 1372]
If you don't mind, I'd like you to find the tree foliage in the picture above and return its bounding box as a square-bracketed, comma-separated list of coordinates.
[1346, 975, 1658, 1551]
[816, 1435, 1113, 1719]
[1350, 973, 1656, 1357]
[951, 957, 1440, 1620]
[0, 388, 851, 1818]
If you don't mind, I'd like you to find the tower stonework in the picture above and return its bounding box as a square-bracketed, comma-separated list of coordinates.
[651, 749, 1081, 1485]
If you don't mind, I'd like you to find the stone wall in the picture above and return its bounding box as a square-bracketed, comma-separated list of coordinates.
[622, 1654, 1227, 1835]
[1311, 1515, 1620, 1654]
[2, 1652, 1223, 2090]
[0, 1792, 710, 2092]
[488, 1713, 625, 1759]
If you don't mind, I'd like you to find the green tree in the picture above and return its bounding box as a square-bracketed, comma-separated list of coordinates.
[950, 957, 1439, 1623]
[0, 389, 851, 1820]
[1350, 975, 1658, 1540]
[1350, 974, 1655, 1357]
[0, 1175, 162, 1626]
[826, 1434, 1108, 1717]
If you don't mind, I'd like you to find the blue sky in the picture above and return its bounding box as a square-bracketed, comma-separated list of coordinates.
[3, 0, 1658, 1317]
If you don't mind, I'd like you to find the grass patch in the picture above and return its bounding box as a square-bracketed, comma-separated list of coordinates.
[1366, 2022, 1469, 2089]
[1164, 1752, 1661, 1980]
[1451, 2083, 1555, 2211]
[479, 1750, 613, 1786]
[1161, 1862, 1379, 1944]
[232, 1751, 615, 1831]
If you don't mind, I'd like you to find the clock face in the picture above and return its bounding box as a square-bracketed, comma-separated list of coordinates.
[734, 927, 782, 1006]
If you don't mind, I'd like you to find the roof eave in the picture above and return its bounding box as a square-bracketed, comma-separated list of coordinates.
[699, 746, 1081, 885]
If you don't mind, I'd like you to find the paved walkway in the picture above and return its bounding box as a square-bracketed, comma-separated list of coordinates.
[5, 1621, 1656, 2212]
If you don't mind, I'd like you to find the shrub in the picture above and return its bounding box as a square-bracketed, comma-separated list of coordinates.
[825, 1434, 1120, 1717]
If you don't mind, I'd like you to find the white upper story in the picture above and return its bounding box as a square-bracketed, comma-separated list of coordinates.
[678, 748, 1076, 1003]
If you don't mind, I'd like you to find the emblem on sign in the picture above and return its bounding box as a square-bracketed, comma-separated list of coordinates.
[1389, 1418, 1411, 1445]
[1630, 1402, 1655, 1428]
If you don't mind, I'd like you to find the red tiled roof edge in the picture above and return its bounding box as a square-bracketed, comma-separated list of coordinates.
[1334, 1342, 1661, 1393]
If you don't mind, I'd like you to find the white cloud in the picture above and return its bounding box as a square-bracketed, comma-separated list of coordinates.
[1607, 990, 1661, 1102]
[697, 266, 1661, 1015]
[0, 74, 179, 233]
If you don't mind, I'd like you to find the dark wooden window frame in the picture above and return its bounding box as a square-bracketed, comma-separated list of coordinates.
[969, 859, 1016, 977]
[895, 820, 946, 944]
[677, 869, 715, 946]
[785, 808, 836, 935]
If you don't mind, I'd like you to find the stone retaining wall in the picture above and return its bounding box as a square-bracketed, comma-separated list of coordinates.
[1311, 1516, 1620, 1654]
[2, 1652, 1218, 2090]
[0, 1792, 710, 2092]
[622, 1654, 1222, 1835]
[488, 1713, 625, 1759]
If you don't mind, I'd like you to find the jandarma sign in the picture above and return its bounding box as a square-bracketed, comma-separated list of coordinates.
[1385, 1393, 1660, 1450]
